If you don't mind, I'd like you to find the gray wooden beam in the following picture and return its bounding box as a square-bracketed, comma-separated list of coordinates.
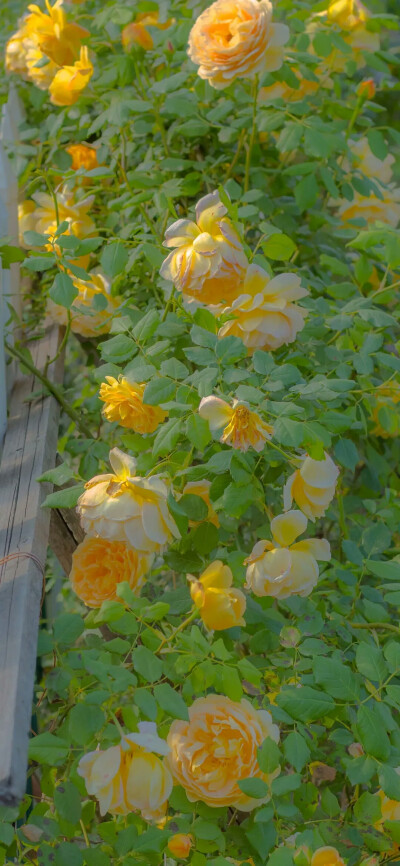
[0, 325, 63, 805]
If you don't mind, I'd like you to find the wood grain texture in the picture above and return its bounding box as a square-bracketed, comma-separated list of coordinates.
[0, 326, 63, 805]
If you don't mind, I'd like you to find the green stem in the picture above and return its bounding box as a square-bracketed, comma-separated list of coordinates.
[244, 75, 259, 193]
[157, 608, 198, 653]
[44, 316, 70, 377]
[5, 341, 93, 439]
[337, 490, 348, 539]
[161, 285, 176, 322]
[349, 621, 400, 634]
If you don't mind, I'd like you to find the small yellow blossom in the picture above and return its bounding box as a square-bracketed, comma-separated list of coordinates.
[160, 190, 247, 306]
[189, 560, 246, 630]
[78, 723, 173, 821]
[167, 694, 280, 810]
[311, 847, 345, 866]
[77, 448, 180, 553]
[284, 453, 339, 521]
[199, 395, 273, 452]
[218, 264, 308, 353]
[49, 45, 93, 106]
[167, 834, 194, 859]
[188, 0, 289, 90]
[182, 480, 219, 527]
[67, 143, 98, 172]
[99, 377, 167, 433]
[245, 510, 331, 599]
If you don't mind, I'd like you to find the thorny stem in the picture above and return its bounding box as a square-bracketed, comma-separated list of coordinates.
[244, 75, 258, 193]
[5, 341, 93, 439]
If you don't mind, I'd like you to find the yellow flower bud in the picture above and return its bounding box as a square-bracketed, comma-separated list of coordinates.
[189, 560, 246, 630]
[167, 834, 194, 859]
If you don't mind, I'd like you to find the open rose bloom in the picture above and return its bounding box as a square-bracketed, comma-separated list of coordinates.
[49, 45, 93, 105]
[188, 560, 246, 630]
[284, 453, 339, 521]
[22, 186, 95, 246]
[199, 395, 273, 452]
[69, 536, 152, 607]
[160, 191, 247, 306]
[167, 694, 280, 810]
[245, 510, 331, 599]
[188, 0, 289, 89]
[77, 448, 180, 553]
[99, 377, 168, 433]
[219, 264, 308, 353]
[78, 723, 173, 821]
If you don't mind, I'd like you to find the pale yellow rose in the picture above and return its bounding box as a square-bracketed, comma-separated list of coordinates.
[160, 191, 247, 307]
[69, 536, 152, 608]
[49, 45, 93, 106]
[371, 381, 400, 438]
[245, 510, 330, 599]
[199, 396, 273, 452]
[29, 186, 95, 242]
[99, 377, 168, 433]
[188, 0, 289, 90]
[283, 453, 339, 521]
[307, 0, 379, 73]
[334, 185, 400, 228]
[311, 847, 345, 866]
[189, 560, 246, 630]
[259, 69, 318, 104]
[47, 272, 120, 337]
[78, 723, 173, 822]
[348, 137, 395, 185]
[167, 694, 280, 810]
[18, 200, 36, 246]
[376, 788, 400, 827]
[218, 264, 308, 353]
[77, 448, 180, 553]
[167, 834, 194, 859]
[182, 480, 220, 527]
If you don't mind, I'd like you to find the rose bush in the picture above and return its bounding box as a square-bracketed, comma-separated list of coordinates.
[1, 0, 400, 863]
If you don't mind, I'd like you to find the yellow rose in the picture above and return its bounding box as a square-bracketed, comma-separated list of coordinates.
[181, 480, 219, 527]
[47, 272, 120, 337]
[245, 510, 331, 599]
[67, 143, 98, 172]
[77, 448, 180, 553]
[189, 560, 246, 630]
[167, 694, 280, 810]
[160, 191, 247, 307]
[307, 0, 379, 73]
[199, 395, 273, 452]
[69, 536, 152, 608]
[371, 382, 400, 438]
[49, 45, 93, 106]
[347, 138, 394, 185]
[29, 186, 95, 242]
[259, 70, 318, 104]
[18, 200, 36, 246]
[99, 377, 168, 433]
[334, 185, 400, 228]
[5, 0, 88, 82]
[283, 453, 339, 521]
[327, 0, 367, 29]
[311, 847, 345, 866]
[376, 787, 400, 827]
[78, 723, 173, 822]
[122, 12, 174, 51]
[167, 834, 194, 859]
[218, 264, 308, 353]
[188, 0, 289, 90]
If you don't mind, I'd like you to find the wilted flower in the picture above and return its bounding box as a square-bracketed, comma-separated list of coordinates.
[181, 480, 219, 527]
[259, 69, 318, 104]
[47, 272, 120, 337]
[67, 143, 98, 172]
[311, 847, 345, 866]
[188, 0, 289, 90]
[371, 381, 400, 438]
[69, 536, 152, 607]
[99, 377, 168, 433]
[167, 694, 280, 809]
[284, 453, 339, 521]
[245, 510, 331, 599]
[160, 191, 247, 306]
[78, 723, 173, 821]
[348, 742, 363, 757]
[188, 560, 246, 630]
[77, 448, 180, 553]
[49, 45, 93, 106]
[122, 12, 174, 51]
[199, 395, 273, 452]
[335, 185, 400, 228]
[167, 835, 194, 859]
[218, 264, 308, 353]
[348, 137, 395, 185]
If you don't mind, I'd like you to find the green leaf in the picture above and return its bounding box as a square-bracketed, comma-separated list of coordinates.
[378, 765, 400, 800]
[132, 646, 163, 683]
[186, 415, 211, 451]
[215, 336, 247, 364]
[69, 704, 105, 745]
[362, 524, 391, 556]
[153, 418, 181, 457]
[160, 358, 189, 379]
[100, 241, 128, 277]
[295, 174, 318, 212]
[28, 732, 69, 765]
[276, 685, 335, 722]
[37, 462, 75, 486]
[100, 335, 136, 363]
[143, 378, 175, 405]
[54, 614, 85, 646]
[313, 657, 360, 701]
[283, 731, 310, 772]
[23, 255, 55, 272]
[366, 560, 400, 581]
[49, 272, 77, 308]
[262, 233, 296, 261]
[356, 643, 388, 683]
[257, 737, 281, 774]
[354, 791, 382, 824]
[334, 438, 359, 471]
[237, 778, 269, 799]
[154, 684, 189, 720]
[0, 244, 26, 267]
[357, 705, 390, 760]
[367, 129, 388, 160]
[179, 494, 208, 521]
[42, 483, 85, 509]
[54, 782, 82, 825]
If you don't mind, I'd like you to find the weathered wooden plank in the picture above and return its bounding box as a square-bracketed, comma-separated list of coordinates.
[0, 325, 64, 805]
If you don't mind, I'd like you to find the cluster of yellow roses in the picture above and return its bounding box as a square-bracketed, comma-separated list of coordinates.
[6, 0, 93, 104]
